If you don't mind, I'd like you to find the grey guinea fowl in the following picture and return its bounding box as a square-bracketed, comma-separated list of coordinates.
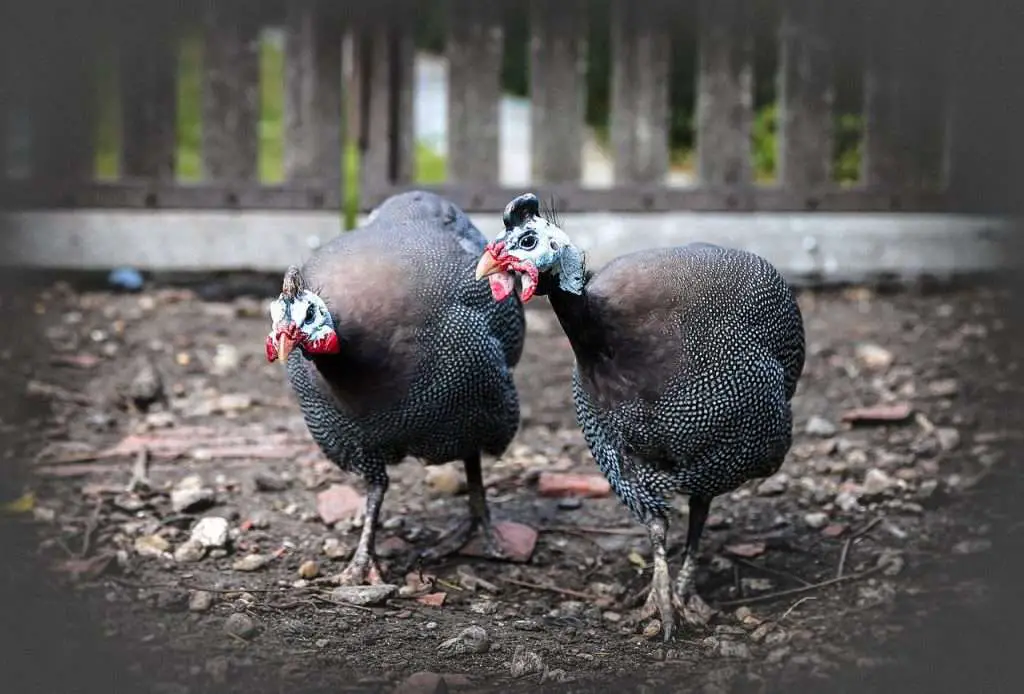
[265, 190, 526, 585]
[475, 193, 805, 640]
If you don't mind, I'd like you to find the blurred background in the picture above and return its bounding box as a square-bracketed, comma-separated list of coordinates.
[1, 1, 1023, 693]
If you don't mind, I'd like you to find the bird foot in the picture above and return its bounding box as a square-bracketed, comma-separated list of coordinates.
[638, 575, 714, 641]
[330, 555, 385, 586]
[420, 516, 507, 563]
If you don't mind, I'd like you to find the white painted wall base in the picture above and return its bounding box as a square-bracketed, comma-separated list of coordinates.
[0, 210, 1013, 285]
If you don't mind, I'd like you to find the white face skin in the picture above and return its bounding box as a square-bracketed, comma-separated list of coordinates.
[267, 290, 336, 349]
[487, 215, 585, 301]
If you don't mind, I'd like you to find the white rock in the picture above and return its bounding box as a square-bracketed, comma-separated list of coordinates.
[191, 517, 230, 549]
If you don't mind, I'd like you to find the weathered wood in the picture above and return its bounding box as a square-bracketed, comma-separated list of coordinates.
[609, 0, 671, 184]
[29, 7, 97, 181]
[529, 0, 587, 184]
[860, 1, 914, 188]
[901, 4, 949, 189]
[696, 0, 754, 187]
[283, 0, 344, 198]
[119, 10, 178, 180]
[777, 0, 834, 190]
[446, 0, 503, 184]
[351, 182, 948, 215]
[201, 6, 261, 182]
[358, 15, 416, 198]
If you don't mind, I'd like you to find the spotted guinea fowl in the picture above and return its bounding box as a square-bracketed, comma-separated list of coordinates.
[265, 190, 526, 585]
[475, 193, 805, 640]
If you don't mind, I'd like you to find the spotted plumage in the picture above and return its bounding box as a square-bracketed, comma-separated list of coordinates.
[268, 190, 525, 584]
[476, 193, 805, 640]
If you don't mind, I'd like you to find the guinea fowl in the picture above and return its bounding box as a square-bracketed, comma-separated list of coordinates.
[475, 193, 805, 640]
[266, 190, 526, 585]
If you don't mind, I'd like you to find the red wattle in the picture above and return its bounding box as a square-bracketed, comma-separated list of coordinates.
[265, 335, 279, 362]
[307, 330, 341, 355]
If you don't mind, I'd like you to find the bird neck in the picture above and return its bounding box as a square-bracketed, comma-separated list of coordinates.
[543, 274, 605, 359]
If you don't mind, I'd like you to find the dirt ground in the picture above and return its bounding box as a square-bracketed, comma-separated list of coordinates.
[1, 274, 1018, 694]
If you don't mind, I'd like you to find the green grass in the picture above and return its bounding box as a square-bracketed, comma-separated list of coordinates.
[94, 32, 447, 229]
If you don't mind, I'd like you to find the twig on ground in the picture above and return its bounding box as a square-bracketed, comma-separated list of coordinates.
[109, 576, 291, 594]
[780, 596, 816, 621]
[78, 499, 104, 558]
[836, 517, 883, 579]
[732, 556, 813, 587]
[499, 576, 599, 601]
[717, 563, 886, 608]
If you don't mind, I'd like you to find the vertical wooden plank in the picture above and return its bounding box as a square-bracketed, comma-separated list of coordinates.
[30, 5, 97, 182]
[777, 0, 834, 192]
[860, 1, 905, 189]
[446, 0, 503, 184]
[283, 0, 344, 206]
[696, 0, 754, 187]
[202, 4, 261, 182]
[359, 13, 415, 198]
[902, 3, 949, 190]
[529, 0, 587, 184]
[119, 7, 179, 180]
[610, 0, 671, 185]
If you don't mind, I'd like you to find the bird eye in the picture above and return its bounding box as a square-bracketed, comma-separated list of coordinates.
[519, 234, 538, 251]
[304, 304, 316, 323]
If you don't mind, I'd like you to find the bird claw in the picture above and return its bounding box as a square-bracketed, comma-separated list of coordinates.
[419, 516, 507, 563]
[331, 555, 384, 586]
[638, 583, 714, 641]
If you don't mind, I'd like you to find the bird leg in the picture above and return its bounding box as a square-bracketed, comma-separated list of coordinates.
[419, 453, 507, 562]
[673, 495, 715, 627]
[639, 516, 678, 641]
[332, 481, 386, 586]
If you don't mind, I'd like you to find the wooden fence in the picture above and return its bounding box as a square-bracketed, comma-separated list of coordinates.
[0, 0, 961, 218]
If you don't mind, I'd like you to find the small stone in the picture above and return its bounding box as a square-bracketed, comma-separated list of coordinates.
[509, 645, 544, 678]
[855, 343, 894, 371]
[803, 512, 829, 529]
[424, 463, 466, 496]
[468, 600, 499, 615]
[174, 539, 206, 563]
[134, 534, 171, 558]
[602, 611, 622, 623]
[253, 472, 290, 492]
[393, 672, 472, 694]
[557, 497, 583, 510]
[322, 537, 349, 559]
[757, 473, 789, 496]
[189, 590, 214, 612]
[211, 393, 254, 413]
[953, 538, 992, 555]
[437, 625, 491, 656]
[316, 484, 364, 526]
[805, 416, 838, 438]
[171, 475, 216, 514]
[329, 584, 398, 606]
[297, 560, 319, 579]
[190, 517, 229, 548]
[861, 468, 899, 498]
[717, 640, 752, 659]
[936, 427, 961, 452]
[835, 491, 861, 512]
[928, 379, 960, 397]
[231, 554, 270, 572]
[210, 344, 241, 376]
[642, 620, 663, 639]
[223, 613, 258, 640]
[750, 623, 773, 643]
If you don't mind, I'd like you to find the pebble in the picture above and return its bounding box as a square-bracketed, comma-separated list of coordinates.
[189, 590, 214, 612]
[509, 645, 544, 677]
[171, 476, 216, 514]
[468, 600, 499, 615]
[855, 343, 894, 371]
[190, 517, 230, 549]
[642, 620, 663, 639]
[322, 538, 349, 559]
[953, 538, 993, 555]
[134, 534, 171, 558]
[861, 468, 899, 498]
[716, 640, 752, 659]
[756, 473, 789, 496]
[803, 512, 829, 529]
[936, 427, 961, 451]
[223, 613, 258, 640]
[424, 463, 466, 496]
[316, 484, 365, 525]
[297, 560, 320, 579]
[834, 491, 861, 512]
[437, 625, 491, 656]
[329, 584, 398, 606]
[210, 344, 242, 376]
[393, 672, 472, 694]
[174, 539, 206, 563]
[253, 472, 290, 492]
[805, 415, 838, 437]
[231, 554, 270, 572]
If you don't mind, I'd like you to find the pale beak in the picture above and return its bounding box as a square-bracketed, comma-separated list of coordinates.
[276, 333, 297, 362]
[475, 251, 503, 280]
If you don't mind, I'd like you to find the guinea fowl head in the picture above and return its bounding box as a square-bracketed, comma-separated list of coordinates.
[265, 266, 341, 363]
[474, 193, 586, 303]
